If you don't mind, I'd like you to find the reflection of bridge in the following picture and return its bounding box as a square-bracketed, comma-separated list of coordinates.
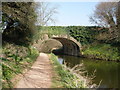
[40, 34, 82, 56]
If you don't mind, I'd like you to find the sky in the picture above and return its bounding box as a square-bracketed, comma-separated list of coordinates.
[49, 2, 99, 26]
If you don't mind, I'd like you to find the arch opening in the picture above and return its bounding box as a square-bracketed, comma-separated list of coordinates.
[52, 37, 81, 56]
[39, 39, 63, 53]
[39, 37, 81, 56]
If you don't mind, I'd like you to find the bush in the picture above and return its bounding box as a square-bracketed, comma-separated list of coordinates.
[38, 26, 68, 37]
[66, 26, 106, 45]
[83, 44, 120, 61]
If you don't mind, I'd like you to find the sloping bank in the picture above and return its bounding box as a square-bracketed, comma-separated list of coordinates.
[82, 43, 120, 62]
[49, 53, 95, 88]
[2, 44, 39, 88]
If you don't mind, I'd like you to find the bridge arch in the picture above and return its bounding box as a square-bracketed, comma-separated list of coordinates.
[52, 37, 81, 56]
[39, 35, 82, 56]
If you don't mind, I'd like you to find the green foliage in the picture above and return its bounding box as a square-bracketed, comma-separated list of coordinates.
[37, 26, 68, 36]
[2, 43, 28, 63]
[37, 26, 107, 45]
[83, 44, 120, 61]
[2, 44, 39, 88]
[66, 26, 106, 45]
[2, 2, 37, 45]
[50, 53, 87, 88]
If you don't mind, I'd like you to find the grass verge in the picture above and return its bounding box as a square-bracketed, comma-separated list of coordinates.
[2, 45, 39, 88]
[82, 43, 120, 61]
[49, 53, 89, 88]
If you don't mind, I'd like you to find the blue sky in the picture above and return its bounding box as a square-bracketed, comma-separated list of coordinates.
[50, 2, 99, 26]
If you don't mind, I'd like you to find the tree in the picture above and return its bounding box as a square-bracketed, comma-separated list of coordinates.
[2, 2, 37, 46]
[36, 2, 58, 26]
[90, 2, 117, 27]
[90, 1, 119, 42]
[117, 1, 120, 42]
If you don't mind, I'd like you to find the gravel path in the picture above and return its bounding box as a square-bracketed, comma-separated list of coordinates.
[15, 53, 53, 88]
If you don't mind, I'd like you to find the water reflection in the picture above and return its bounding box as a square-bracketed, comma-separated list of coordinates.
[57, 56, 63, 64]
[57, 55, 120, 88]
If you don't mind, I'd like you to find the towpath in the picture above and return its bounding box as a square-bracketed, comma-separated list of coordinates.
[15, 53, 53, 88]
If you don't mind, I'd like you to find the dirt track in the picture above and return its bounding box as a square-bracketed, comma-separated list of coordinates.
[15, 53, 53, 88]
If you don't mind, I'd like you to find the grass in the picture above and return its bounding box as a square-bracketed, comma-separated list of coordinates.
[38, 26, 68, 38]
[49, 53, 88, 88]
[2, 45, 39, 88]
[82, 43, 120, 61]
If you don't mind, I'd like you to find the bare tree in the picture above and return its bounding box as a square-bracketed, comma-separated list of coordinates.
[36, 2, 58, 26]
[90, 1, 120, 41]
[90, 2, 117, 28]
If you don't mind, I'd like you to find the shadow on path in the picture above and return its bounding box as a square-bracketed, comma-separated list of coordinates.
[15, 53, 53, 88]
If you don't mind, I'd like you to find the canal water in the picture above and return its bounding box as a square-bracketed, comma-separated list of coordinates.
[57, 55, 120, 88]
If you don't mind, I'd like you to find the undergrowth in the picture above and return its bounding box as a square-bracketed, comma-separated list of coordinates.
[1, 43, 39, 88]
[50, 53, 90, 88]
[82, 43, 120, 61]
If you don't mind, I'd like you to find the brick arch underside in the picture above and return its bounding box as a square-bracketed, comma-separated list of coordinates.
[52, 38, 81, 56]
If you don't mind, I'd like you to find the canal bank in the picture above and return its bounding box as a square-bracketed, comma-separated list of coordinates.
[56, 55, 120, 89]
[82, 43, 120, 62]
[49, 53, 94, 88]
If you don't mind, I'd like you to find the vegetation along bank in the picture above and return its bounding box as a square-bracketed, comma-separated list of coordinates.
[39, 26, 120, 61]
[49, 53, 96, 88]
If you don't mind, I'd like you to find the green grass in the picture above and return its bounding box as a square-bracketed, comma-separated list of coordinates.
[50, 53, 87, 88]
[38, 26, 68, 37]
[83, 44, 120, 61]
[2, 45, 39, 88]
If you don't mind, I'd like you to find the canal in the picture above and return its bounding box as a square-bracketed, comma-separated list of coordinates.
[57, 55, 120, 88]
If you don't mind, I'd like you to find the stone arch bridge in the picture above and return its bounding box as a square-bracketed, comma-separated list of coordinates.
[39, 34, 82, 56]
